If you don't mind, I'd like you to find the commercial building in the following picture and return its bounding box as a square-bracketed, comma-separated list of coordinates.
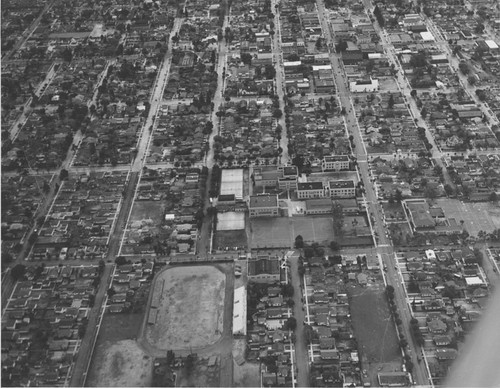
[349, 77, 379, 93]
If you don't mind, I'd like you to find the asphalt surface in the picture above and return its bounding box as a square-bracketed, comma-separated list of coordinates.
[288, 252, 310, 387]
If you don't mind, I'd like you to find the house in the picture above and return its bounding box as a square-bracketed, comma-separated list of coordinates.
[433, 335, 452, 346]
[320, 349, 340, 361]
[248, 194, 279, 218]
[436, 348, 458, 361]
[427, 318, 447, 334]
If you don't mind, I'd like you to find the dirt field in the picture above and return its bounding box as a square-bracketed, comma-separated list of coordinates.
[250, 217, 334, 248]
[232, 339, 261, 387]
[87, 340, 152, 387]
[176, 356, 221, 387]
[347, 283, 401, 386]
[145, 266, 226, 350]
[86, 313, 146, 387]
[437, 199, 500, 236]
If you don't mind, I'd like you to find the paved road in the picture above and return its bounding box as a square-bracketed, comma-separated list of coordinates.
[271, 0, 290, 165]
[2, 0, 56, 61]
[288, 251, 310, 387]
[316, 0, 430, 385]
[132, 18, 183, 173]
[70, 172, 139, 387]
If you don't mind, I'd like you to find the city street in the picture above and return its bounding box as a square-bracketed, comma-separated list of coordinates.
[316, 0, 430, 384]
[288, 252, 310, 387]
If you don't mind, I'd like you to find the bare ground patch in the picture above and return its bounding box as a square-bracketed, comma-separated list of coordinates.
[87, 340, 152, 387]
[145, 266, 226, 350]
[232, 339, 261, 387]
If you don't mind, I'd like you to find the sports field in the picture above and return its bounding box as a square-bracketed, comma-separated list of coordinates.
[436, 199, 500, 236]
[250, 217, 334, 249]
[144, 266, 226, 350]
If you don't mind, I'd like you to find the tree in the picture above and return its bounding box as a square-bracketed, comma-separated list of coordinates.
[107, 287, 116, 297]
[394, 189, 403, 202]
[329, 241, 340, 251]
[386, 285, 395, 299]
[304, 324, 315, 344]
[282, 283, 294, 297]
[240, 53, 252, 66]
[11, 264, 26, 281]
[304, 247, 314, 258]
[490, 192, 498, 202]
[115, 256, 127, 266]
[458, 61, 469, 75]
[388, 94, 394, 109]
[468, 75, 477, 86]
[285, 317, 297, 331]
[59, 168, 69, 181]
[410, 89, 417, 98]
[295, 235, 304, 249]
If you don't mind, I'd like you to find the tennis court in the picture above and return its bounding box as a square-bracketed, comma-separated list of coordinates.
[220, 169, 243, 200]
[217, 212, 245, 231]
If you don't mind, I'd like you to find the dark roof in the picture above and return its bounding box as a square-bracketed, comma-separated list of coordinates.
[297, 181, 324, 191]
[249, 194, 278, 208]
[248, 256, 280, 276]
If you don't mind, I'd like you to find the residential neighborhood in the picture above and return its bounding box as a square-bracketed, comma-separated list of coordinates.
[2, 0, 500, 386]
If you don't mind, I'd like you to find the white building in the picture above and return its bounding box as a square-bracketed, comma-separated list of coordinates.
[349, 77, 379, 93]
[233, 286, 247, 336]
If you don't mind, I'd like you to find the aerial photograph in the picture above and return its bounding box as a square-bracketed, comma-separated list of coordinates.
[1, 0, 500, 386]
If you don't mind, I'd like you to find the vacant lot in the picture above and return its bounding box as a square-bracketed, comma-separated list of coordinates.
[437, 199, 500, 236]
[145, 266, 226, 350]
[250, 217, 334, 248]
[215, 229, 248, 251]
[348, 283, 400, 385]
[86, 313, 149, 387]
[129, 200, 166, 224]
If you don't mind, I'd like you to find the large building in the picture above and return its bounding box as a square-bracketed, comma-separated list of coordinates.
[220, 169, 244, 200]
[233, 286, 247, 336]
[322, 155, 350, 171]
[305, 198, 333, 215]
[297, 181, 325, 199]
[349, 77, 379, 93]
[328, 180, 356, 198]
[248, 194, 279, 218]
[253, 166, 298, 190]
[248, 255, 282, 283]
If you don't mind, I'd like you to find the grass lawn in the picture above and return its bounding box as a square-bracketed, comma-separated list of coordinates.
[129, 201, 166, 224]
[348, 283, 400, 385]
[215, 229, 247, 251]
[250, 216, 335, 249]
